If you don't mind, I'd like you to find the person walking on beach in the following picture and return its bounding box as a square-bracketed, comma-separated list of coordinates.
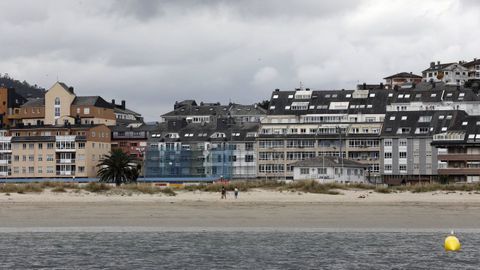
[234, 187, 239, 199]
[221, 186, 227, 199]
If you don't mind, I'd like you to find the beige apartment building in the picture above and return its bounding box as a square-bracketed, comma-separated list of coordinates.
[17, 82, 116, 127]
[1, 124, 111, 179]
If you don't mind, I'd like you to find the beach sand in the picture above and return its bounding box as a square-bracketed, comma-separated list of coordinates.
[1, 189, 480, 230]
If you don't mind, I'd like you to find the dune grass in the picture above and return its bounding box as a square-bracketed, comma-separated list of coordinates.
[3, 180, 480, 196]
[0, 183, 44, 194]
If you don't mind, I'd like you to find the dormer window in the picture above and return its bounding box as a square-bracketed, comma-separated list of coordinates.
[273, 95, 279, 99]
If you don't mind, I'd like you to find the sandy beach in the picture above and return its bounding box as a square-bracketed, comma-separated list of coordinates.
[1, 189, 480, 230]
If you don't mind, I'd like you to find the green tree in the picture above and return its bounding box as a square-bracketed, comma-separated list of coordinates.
[97, 149, 139, 186]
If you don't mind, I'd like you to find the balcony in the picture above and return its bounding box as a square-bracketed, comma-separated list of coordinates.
[56, 171, 75, 176]
[438, 168, 480, 175]
[55, 147, 76, 152]
[0, 160, 11, 165]
[57, 159, 76, 164]
[437, 154, 480, 161]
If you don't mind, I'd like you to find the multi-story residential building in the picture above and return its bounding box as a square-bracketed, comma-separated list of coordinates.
[1, 124, 111, 179]
[260, 88, 388, 182]
[383, 72, 423, 89]
[14, 82, 128, 127]
[463, 58, 480, 80]
[380, 110, 468, 184]
[422, 61, 469, 85]
[111, 99, 144, 125]
[0, 87, 27, 128]
[432, 115, 480, 183]
[161, 100, 266, 124]
[145, 118, 259, 179]
[111, 124, 157, 159]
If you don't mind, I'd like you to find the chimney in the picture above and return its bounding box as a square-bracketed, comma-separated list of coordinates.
[380, 82, 384, 89]
[430, 62, 435, 68]
[121, 100, 126, 109]
[68, 87, 74, 93]
[437, 61, 440, 65]
[363, 83, 367, 90]
[111, 99, 115, 105]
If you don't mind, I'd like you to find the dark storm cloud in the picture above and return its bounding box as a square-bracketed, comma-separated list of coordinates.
[0, 0, 479, 120]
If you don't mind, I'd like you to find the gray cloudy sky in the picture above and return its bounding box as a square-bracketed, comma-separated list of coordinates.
[1, 0, 479, 121]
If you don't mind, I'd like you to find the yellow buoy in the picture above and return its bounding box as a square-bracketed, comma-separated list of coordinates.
[444, 232, 461, 252]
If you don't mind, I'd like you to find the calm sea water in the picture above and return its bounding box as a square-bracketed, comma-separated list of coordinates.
[0, 230, 479, 269]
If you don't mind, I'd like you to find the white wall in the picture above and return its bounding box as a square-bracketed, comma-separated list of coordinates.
[293, 166, 365, 183]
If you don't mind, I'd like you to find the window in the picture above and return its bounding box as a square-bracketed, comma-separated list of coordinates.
[22, 155, 26, 161]
[38, 155, 43, 161]
[418, 116, 432, 123]
[399, 165, 407, 171]
[22, 143, 26, 150]
[47, 143, 54, 149]
[47, 155, 54, 162]
[245, 155, 254, 162]
[55, 97, 60, 105]
[84, 108, 90, 114]
[29, 155, 34, 162]
[401, 116, 407, 120]
[384, 152, 392, 159]
[78, 166, 85, 173]
[38, 143, 43, 149]
[38, 167, 43, 174]
[399, 152, 407, 159]
[388, 93, 393, 97]
[384, 165, 392, 171]
[273, 94, 279, 99]
[28, 167, 34, 174]
[389, 116, 396, 121]
[399, 140, 407, 146]
[14, 155, 19, 162]
[431, 93, 437, 97]
[29, 143, 34, 149]
[55, 107, 60, 117]
[47, 166, 54, 173]
[300, 168, 310, 174]
[369, 93, 376, 97]
[317, 168, 327, 174]
[384, 140, 392, 146]
[78, 142, 85, 149]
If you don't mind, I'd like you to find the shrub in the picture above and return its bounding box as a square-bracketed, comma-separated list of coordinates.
[123, 184, 161, 194]
[84, 182, 111, 193]
[161, 187, 176, 196]
[0, 183, 43, 193]
[51, 186, 67, 193]
[374, 186, 392, 194]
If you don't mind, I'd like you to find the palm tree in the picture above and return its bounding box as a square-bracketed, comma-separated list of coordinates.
[97, 149, 139, 186]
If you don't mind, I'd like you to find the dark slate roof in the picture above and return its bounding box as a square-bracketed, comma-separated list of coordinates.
[381, 110, 468, 137]
[58, 82, 75, 94]
[383, 72, 422, 79]
[162, 103, 229, 117]
[431, 114, 480, 145]
[387, 84, 480, 103]
[292, 156, 367, 168]
[111, 123, 159, 132]
[463, 58, 480, 68]
[267, 89, 391, 115]
[149, 119, 259, 142]
[22, 98, 45, 107]
[73, 96, 113, 108]
[11, 136, 55, 142]
[422, 62, 456, 72]
[228, 103, 267, 116]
